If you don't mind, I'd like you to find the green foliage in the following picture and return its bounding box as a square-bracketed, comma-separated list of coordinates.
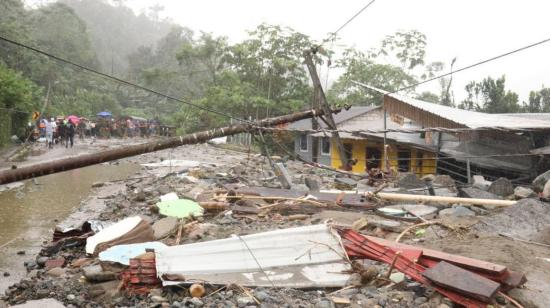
[0, 63, 41, 145]
[524, 87, 550, 112]
[459, 76, 520, 113]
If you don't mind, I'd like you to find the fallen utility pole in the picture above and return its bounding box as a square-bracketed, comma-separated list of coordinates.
[303, 49, 348, 169]
[0, 108, 336, 185]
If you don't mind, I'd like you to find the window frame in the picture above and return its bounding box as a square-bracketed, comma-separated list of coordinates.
[320, 137, 331, 156]
[299, 134, 309, 152]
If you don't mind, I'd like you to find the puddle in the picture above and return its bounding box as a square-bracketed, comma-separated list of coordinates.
[0, 162, 139, 291]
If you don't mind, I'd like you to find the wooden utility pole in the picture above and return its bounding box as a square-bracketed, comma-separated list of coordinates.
[303, 49, 348, 169]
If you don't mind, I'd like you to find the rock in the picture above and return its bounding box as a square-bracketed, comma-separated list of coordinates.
[533, 169, 550, 192]
[3, 272, 10, 277]
[188, 297, 204, 307]
[472, 175, 492, 191]
[314, 299, 335, 308]
[151, 295, 168, 303]
[459, 187, 502, 200]
[397, 173, 425, 189]
[36, 256, 49, 267]
[92, 181, 105, 188]
[414, 297, 428, 305]
[152, 217, 179, 239]
[402, 204, 438, 219]
[390, 272, 405, 284]
[158, 185, 170, 195]
[46, 267, 65, 277]
[488, 177, 514, 197]
[514, 186, 536, 199]
[253, 291, 271, 302]
[369, 219, 402, 232]
[335, 177, 358, 190]
[66, 294, 76, 301]
[236, 296, 255, 307]
[83, 265, 116, 282]
[17, 250, 25, 255]
[543, 180, 550, 199]
[346, 273, 363, 287]
[439, 206, 475, 218]
[70, 258, 93, 268]
[351, 217, 369, 231]
[437, 304, 451, 308]
[304, 176, 321, 192]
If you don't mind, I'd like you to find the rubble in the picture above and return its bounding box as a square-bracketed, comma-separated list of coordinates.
[2, 144, 546, 308]
[514, 186, 536, 199]
[487, 177, 514, 197]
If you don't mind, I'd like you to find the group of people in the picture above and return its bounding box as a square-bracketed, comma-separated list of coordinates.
[36, 117, 80, 149]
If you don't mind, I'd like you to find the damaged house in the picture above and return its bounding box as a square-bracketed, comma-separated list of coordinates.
[290, 88, 550, 183]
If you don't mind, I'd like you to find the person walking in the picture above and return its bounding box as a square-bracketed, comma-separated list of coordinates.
[45, 118, 53, 149]
[66, 120, 75, 148]
[50, 118, 57, 146]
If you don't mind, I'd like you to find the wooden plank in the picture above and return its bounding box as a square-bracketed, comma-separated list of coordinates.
[422, 261, 500, 302]
[365, 236, 507, 275]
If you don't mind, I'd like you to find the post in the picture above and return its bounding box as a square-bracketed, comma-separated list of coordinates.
[0, 108, 337, 184]
[383, 109, 389, 172]
[303, 49, 347, 169]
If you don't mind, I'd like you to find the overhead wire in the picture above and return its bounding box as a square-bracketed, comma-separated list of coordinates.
[0, 35, 253, 124]
[327, 0, 377, 42]
[391, 36, 550, 94]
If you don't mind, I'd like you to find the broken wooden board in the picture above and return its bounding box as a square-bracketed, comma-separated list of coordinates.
[224, 185, 376, 209]
[422, 261, 500, 302]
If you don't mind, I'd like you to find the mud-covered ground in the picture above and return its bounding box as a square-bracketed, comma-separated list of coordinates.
[1, 140, 548, 308]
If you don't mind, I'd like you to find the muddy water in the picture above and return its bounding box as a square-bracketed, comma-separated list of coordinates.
[0, 163, 139, 291]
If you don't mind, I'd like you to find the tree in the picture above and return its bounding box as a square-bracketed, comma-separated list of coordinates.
[329, 30, 432, 105]
[0, 63, 41, 145]
[459, 76, 520, 113]
[523, 87, 550, 112]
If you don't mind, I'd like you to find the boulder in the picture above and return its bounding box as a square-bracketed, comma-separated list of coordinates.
[472, 175, 492, 191]
[304, 176, 321, 192]
[514, 186, 536, 199]
[402, 204, 438, 220]
[397, 173, 425, 189]
[152, 217, 179, 240]
[533, 170, 550, 192]
[543, 180, 550, 199]
[439, 206, 475, 218]
[459, 187, 502, 200]
[487, 177, 514, 197]
[83, 265, 116, 282]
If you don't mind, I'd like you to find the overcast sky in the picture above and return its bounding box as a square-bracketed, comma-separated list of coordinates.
[123, 0, 550, 103]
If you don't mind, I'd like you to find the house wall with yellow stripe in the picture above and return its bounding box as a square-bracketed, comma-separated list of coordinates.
[329, 138, 437, 176]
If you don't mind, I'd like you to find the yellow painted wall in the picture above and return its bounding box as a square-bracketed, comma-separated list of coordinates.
[330, 138, 437, 176]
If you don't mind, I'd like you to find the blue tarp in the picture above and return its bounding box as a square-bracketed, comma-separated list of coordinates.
[97, 111, 112, 117]
[98, 242, 167, 265]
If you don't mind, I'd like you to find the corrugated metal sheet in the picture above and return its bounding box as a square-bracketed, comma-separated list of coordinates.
[386, 93, 550, 129]
[289, 106, 378, 130]
[155, 224, 351, 288]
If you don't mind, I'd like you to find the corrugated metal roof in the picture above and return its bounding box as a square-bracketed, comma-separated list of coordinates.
[388, 93, 550, 129]
[155, 224, 350, 288]
[289, 106, 379, 130]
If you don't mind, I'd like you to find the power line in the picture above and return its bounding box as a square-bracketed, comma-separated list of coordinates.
[0, 35, 252, 124]
[392, 36, 550, 94]
[330, 0, 377, 39]
[255, 125, 550, 134]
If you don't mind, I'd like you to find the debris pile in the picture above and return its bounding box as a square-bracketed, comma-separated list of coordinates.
[2, 144, 549, 307]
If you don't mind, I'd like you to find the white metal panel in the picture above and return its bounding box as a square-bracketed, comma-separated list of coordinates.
[155, 224, 350, 288]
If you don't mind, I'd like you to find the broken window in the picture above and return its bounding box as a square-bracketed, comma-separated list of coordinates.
[397, 150, 411, 172]
[299, 134, 308, 152]
[366, 147, 382, 170]
[321, 137, 330, 155]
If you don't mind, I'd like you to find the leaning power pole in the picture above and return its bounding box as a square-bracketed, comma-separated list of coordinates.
[303, 49, 348, 169]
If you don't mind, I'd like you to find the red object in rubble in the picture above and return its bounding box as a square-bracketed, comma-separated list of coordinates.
[339, 229, 491, 308]
[121, 254, 161, 295]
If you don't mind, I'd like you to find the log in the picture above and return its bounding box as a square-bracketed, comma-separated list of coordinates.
[374, 192, 516, 207]
[0, 108, 334, 184]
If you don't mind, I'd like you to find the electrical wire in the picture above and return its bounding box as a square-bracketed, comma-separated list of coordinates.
[329, 0, 377, 40]
[391, 36, 550, 94]
[0, 35, 252, 124]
